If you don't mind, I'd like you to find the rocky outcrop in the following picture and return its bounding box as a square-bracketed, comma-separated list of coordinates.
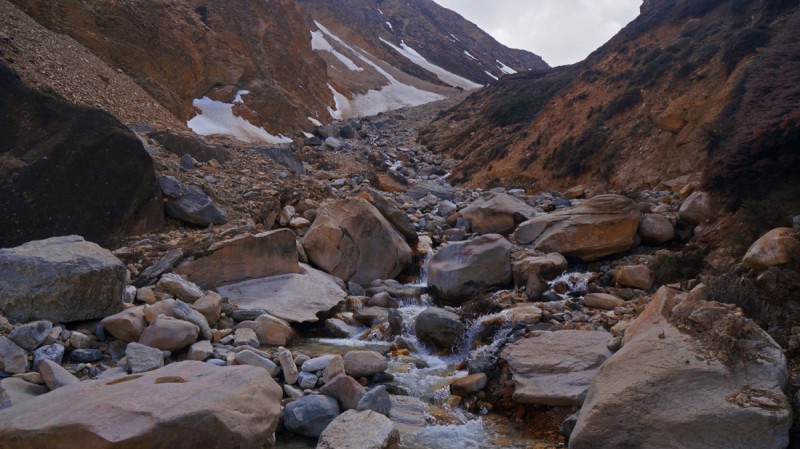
[303, 198, 412, 285]
[427, 234, 512, 304]
[0, 361, 283, 449]
[0, 236, 126, 323]
[514, 195, 640, 262]
[501, 330, 613, 406]
[175, 230, 301, 289]
[743, 228, 798, 271]
[0, 63, 162, 248]
[459, 192, 539, 235]
[217, 264, 347, 323]
[317, 410, 399, 449]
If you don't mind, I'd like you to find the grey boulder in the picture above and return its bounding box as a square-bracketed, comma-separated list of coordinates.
[164, 185, 227, 227]
[414, 308, 465, 349]
[283, 394, 341, 437]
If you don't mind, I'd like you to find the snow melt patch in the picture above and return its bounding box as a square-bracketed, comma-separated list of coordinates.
[379, 38, 482, 90]
[484, 71, 499, 81]
[464, 50, 477, 60]
[386, 22, 393, 30]
[233, 90, 249, 103]
[496, 60, 517, 75]
[187, 97, 291, 144]
[326, 84, 351, 120]
[310, 30, 363, 72]
[449, 33, 460, 42]
[308, 116, 323, 127]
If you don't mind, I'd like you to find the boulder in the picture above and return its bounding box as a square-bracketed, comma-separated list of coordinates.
[414, 308, 465, 349]
[405, 182, 456, 201]
[0, 236, 126, 323]
[8, 321, 52, 352]
[301, 355, 337, 373]
[323, 355, 346, 384]
[427, 234, 512, 304]
[277, 347, 298, 383]
[217, 264, 347, 323]
[39, 359, 80, 390]
[569, 297, 791, 448]
[148, 130, 229, 163]
[283, 394, 341, 437]
[369, 292, 399, 309]
[743, 228, 798, 271]
[187, 340, 213, 361]
[164, 185, 227, 227]
[656, 101, 687, 133]
[583, 293, 624, 310]
[638, 214, 675, 245]
[514, 195, 640, 262]
[343, 351, 388, 378]
[143, 299, 177, 324]
[512, 252, 568, 286]
[136, 249, 184, 287]
[0, 63, 163, 249]
[678, 191, 717, 226]
[354, 307, 390, 327]
[0, 361, 282, 448]
[303, 198, 412, 284]
[101, 307, 147, 342]
[32, 344, 64, 371]
[356, 188, 418, 242]
[235, 350, 279, 377]
[192, 293, 222, 326]
[138, 316, 199, 351]
[157, 274, 205, 303]
[172, 300, 213, 341]
[614, 265, 654, 290]
[253, 147, 304, 174]
[459, 192, 539, 235]
[501, 330, 613, 406]
[324, 318, 359, 338]
[357, 385, 392, 415]
[175, 230, 300, 289]
[450, 373, 487, 397]
[236, 314, 301, 346]
[0, 337, 29, 374]
[126, 342, 165, 373]
[377, 173, 410, 193]
[234, 328, 259, 348]
[321, 374, 367, 410]
[317, 410, 399, 449]
[0, 378, 47, 411]
[623, 286, 681, 345]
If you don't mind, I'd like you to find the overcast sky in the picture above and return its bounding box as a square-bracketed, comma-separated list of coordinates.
[433, 0, 643, 67]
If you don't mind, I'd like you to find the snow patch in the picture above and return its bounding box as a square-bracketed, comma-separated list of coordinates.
[326, 84, 351, 120]
[302, 132, 314, 138]
[449, 33, 460, 42]
[386, 22, 393, 30]
[463, 50, 477, 60]
[310, 30, 363, 72]
[233, 90, 249, 103]
[380, 38, 482, 90]
[496, 60, 517, 75]
[308, 116, 323, 127]
[187, 97, 291, 144]
[378, 8, 383, 15]
[484, 71, 499, 81]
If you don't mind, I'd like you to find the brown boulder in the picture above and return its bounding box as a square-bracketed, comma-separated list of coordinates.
[236, 314, 301, 346]
[460, 192, 539, 235]
[743, 228, 798, 271]
[513, 195, 640, 262]
[148, 131, 229, 163]
[192, 293, 222, 326]
[678, 191, 717, 226]
[175, 230, 300, 290]
[623, 286, 681, 345]
[377, 173, 409, 193]
[614, 265, 654, 290]
[356, 187, 418, 242]
[638, 214, 675, 245]
[584, 293, 625, 310]
[138, 316, 199, 351]
[100, 307, 147, 342]
[320, 374, 366, 411]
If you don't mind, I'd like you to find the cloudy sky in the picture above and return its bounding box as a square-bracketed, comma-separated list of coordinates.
[433, 0, 643, 67]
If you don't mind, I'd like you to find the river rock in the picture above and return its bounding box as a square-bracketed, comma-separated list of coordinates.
[192, 293, 222, 326]
[235, 350, 279, 377]
[369, 292, 400, 309]
[427, 234, 512, 304]
[501, 330, 613, 406]
[173, 300, 213, 341]
[343, 351, 388, 378]
[323, 355, 346, 383]
[614, 265, 654, 290]
[139, 316, 199, 351]
[406, 182, 456, 201]
[164, 185, 228, 227]
[157, 274, 205, 303]
[0, 378, 47, 411]
[217, 264, 347, 323]
[136, 249, 184, 287]
[743, 228, 798, 271]
[70, 349, 103, 363]
[354, 307, 390, 326]
[236, 314, 300, 346]
[321, 374, 367, 410]
[39, 359, 80, 390]
[101, 307, 147, 342]
[388, 395, 427, 435]
[302, 198, 412, 284]
[325, 318, 359, 338]
[0, 337, 29, 373]
[638, 214, 675, 244]
[0, 236, 126, 323]
[283, 394, 341, 437]
[414, 308, 465, 349]
[569, 296, 791, 448]
[234, 328, 259, 348]
[512, 252, 568, 286]
[301, 355, 337, 372]
[460, 192, 539, 235]
[317, 410, 399, 449]
[8, 321, 52, 352]
[678, 191, 717, 226]
[357, 385, 392, 415]
[126, 342, 165, 373]
[297, 371, 317, 389]
[583, 293, 625, 310]
[277, 347, 299, 384]
[514, 195, 640, 262]
[0, 361, 281, 448]
[32, 344, 64, 371]
[175, 230, 301, 289]
[187, 340, 213, 361]
[450, 373, 487, 396]
[143, 299, 177, 323]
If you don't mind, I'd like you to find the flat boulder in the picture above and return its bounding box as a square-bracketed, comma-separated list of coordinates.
[414, 308, 465, 349]
[0, 236, 126, 323]
[303, 198, 412, 284]
[317, 410, 399, 449]
[405, 182, 456, 201]
[217, 264, 346, 323]
[501, 330, 613, 406]
[175, 230, 300, 289]
[0, 63, 163, 249]
[583, 293, 624, 310]
[427, 234, 512, 304]
[0, 361, 282, 448]
[513, 195, 640, 262]
[512, 252, 568, 286]
[164, 185, 227, 227]
[743, 228, 798, 271]
[149, 130, 229, 163]
[569, 296, 791, 448]
[0, 378, 47, 411]
[460, 192, 539, 235]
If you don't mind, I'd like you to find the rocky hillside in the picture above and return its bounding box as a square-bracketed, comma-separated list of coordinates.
[2, 0, 545, 141]
[419, 0, 800, 203]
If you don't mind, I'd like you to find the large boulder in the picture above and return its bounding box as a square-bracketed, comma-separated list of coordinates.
[460, 192, 539, 235]
[217, 264, 347, 323]
[283, 394, 341, 437]
[343, 351, 388, 378]
[512, 252, 568, 286]
[513, 195, 640, 262]
[302, 198, 412, 284]
[743, 228, 798, 271]
[149, 130, 229, 163]
[100, 307, 147, 342]
[164, 185, 227, 227]
[0, 361, 282, 448]
[678, 191, 717, 226]
[320, 374, 366, 411]
[0, 63, 163, 249]
[0, 236, 126, 323]
[235, 313, 301, 346]
[414, 308, 465, 349]
[614, 265, 654, 290]
[427, 234, 512, 304]
[638, 214, 675, 245]
[175, 230, 301, 289]
[569, 296, 791, 448]
[138, 316, 199, 351]
[501, 330, 613, 406]
[317, 410, 399, 449]
[0, 378, 47, 411]
[356, 188, 418, 242]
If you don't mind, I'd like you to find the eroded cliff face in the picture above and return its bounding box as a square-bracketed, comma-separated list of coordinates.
[418, 0, 800, 200]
